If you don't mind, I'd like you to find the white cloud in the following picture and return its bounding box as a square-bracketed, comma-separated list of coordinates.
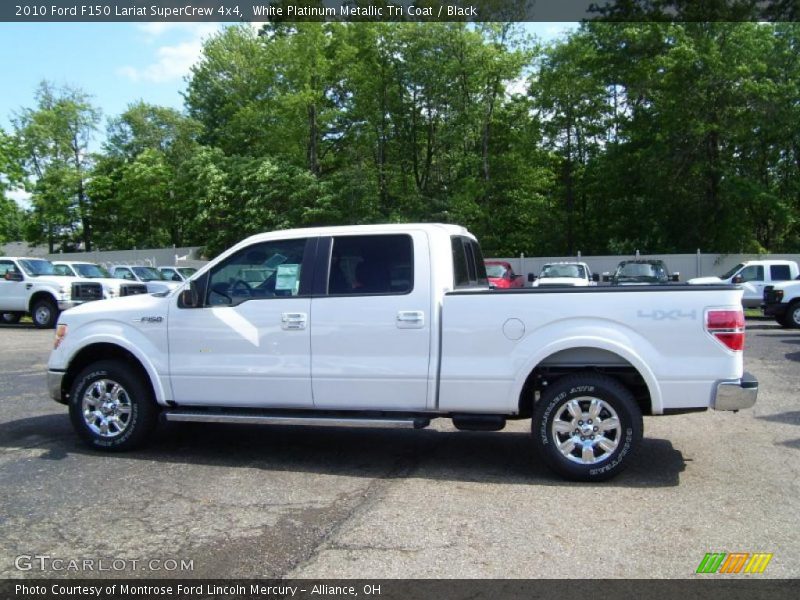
[118, 40, 205, 83]
[7, 187, 31, 208]
[136, 22, 219, 40]
[118, 23, 221, 84]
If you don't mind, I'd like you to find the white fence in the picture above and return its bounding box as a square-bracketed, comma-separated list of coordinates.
[44, 246, 205, 270]
[488, 252, 800, 281]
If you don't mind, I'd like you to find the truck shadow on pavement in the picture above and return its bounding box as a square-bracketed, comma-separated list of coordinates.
[0, 414, 686, 488]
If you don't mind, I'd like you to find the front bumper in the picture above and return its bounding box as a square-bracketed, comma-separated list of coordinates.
[712, 371, 758, 411]
[57, 300, 82, 311]
[762, 302, 786, 318]
[47, 370, 66, 404]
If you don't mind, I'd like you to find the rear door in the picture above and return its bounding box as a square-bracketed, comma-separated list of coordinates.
[310, 232, 432, 410]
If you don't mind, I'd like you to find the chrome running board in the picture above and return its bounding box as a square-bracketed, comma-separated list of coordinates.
[163, 411, 430, 429]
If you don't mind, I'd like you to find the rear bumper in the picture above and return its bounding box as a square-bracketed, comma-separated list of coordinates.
[712, 372, 758, 411]
[47, 370, 66, 404]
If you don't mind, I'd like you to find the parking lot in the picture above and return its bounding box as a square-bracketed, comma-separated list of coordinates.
[0, 319, 798, 579]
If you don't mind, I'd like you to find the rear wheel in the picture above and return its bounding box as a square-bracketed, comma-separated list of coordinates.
[69, 360, 158, 451]
[1, 312, 22, 324]
[532, 373, 643, 481]
[31, 298, 58, 329]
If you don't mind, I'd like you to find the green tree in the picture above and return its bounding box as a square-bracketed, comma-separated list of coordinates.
[13, 82, 100, 252]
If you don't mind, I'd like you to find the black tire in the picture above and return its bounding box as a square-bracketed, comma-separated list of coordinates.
[1, 312, 22, 324]
[69, 360, 159, 451]
[780, 301, 800, 329]
[532, 373, 643, 482]
[31, 297, 58, 329]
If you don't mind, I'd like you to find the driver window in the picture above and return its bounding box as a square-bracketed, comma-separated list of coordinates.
[739, 265, 764, 282]
[207, 238, 308, 306]
[53, 265, 71, 276]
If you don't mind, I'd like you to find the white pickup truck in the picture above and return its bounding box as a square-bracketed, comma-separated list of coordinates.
[762, 279, 800, 327]
[689, 259, 799, 308]
[1, 257, 104, 328]
[46, 224, 757, 481]
[52, 261, 149, 300]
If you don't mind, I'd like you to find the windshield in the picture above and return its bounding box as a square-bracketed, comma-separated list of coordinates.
[720, 263, 745, 280]
[74, 264, 111, 278]
[19, 259, 55, 277]
[132, 266, 165, 281]
[540, 264, 586, 279]
[178, 267, 197, 278]
[615, 262, 667, 283]
[485, 264, 507, 278]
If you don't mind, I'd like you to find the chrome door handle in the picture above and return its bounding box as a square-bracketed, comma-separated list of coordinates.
[397, 311, 424, 328]
[281, 312, 307, 330]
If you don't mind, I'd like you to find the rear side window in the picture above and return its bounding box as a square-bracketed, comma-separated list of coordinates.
[327, 234, 413, 295]
[451, 236, 488, 288]
[770, 265, 791, 281]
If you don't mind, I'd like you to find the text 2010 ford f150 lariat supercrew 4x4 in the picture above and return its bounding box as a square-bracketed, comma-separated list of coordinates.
[46, 224, 757, 481]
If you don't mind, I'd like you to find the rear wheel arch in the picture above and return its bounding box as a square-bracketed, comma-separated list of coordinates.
[518, 346, 655, 418]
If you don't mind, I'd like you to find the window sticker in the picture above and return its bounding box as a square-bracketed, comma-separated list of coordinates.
[275, 264, 300, 292]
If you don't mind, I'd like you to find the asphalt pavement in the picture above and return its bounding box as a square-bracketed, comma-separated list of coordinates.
[0, 319, 797, 579]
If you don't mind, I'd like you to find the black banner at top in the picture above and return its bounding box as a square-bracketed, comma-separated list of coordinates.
[2, 0, 800, 23]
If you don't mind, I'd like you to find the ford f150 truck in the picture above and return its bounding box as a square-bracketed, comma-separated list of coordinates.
[1, 257, 104, 328]
[46, 224, 757, 481]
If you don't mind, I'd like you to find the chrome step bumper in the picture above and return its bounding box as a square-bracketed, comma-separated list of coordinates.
[712, 371, 758, 411]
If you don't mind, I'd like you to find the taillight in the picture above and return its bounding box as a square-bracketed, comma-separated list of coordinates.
[706, 309, 745, 351]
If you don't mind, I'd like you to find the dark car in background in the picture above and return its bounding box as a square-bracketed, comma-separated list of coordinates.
[607, 259, 680, 286]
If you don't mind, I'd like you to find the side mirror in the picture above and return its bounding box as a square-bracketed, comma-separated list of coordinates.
[592, 273, 600, 283]
[180, 280, 201, 308]
[527, 273, 536, 283]
[4, 271, 23, 282]
[671, 273, 680, 282]
[732, 275, 743, 284]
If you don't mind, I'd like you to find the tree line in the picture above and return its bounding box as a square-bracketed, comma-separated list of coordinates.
[1, 21, 799, 258]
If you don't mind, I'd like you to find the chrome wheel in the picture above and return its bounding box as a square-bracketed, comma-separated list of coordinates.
[82, 379, 133, 438]
[551, 397, 621, 465]
[34, 305, 52, 326]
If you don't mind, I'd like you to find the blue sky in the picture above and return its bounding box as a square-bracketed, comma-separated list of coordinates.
[0, 21, 576, 205]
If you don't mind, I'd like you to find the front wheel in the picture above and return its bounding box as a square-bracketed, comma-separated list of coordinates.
[532, 373, 643, 481]
[780, 301, 800, 329]
[69, 360, 158, 451]
[31, 298, 58, 329]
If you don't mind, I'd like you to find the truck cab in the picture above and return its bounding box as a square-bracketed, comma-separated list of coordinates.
[689, 260, 799, 308]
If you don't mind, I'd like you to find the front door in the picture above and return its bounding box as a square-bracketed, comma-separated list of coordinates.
[168, 236, 315, 408]
[0, 260, 28, 311]
[310, 232, 432, 410]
